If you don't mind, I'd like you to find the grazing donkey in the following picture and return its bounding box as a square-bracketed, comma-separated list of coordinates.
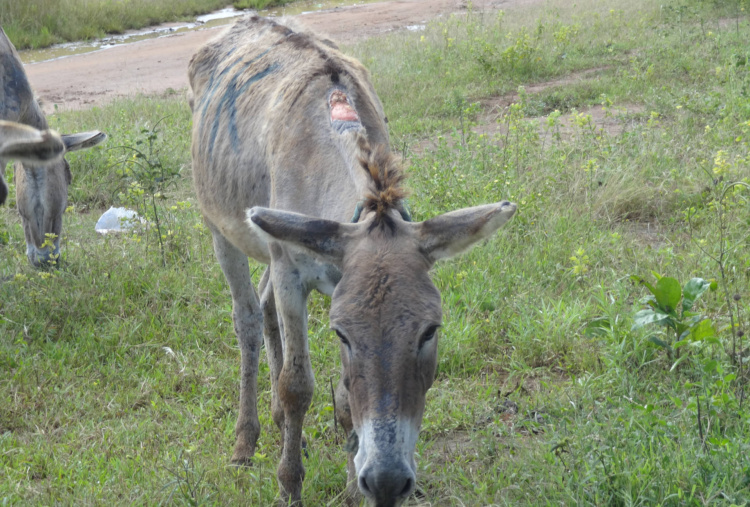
[189, 16, 516, 506]
[1, 27, 106, 266]
[0, 120, 65, 165]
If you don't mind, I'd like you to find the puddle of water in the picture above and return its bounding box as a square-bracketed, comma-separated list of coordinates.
[195, 7, 244, 23]
[262, 0, 378, 17]
[20, 0, 381, 65]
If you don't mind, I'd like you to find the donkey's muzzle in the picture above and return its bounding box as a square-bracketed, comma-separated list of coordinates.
[27, 244, 61, 268]
[359, 459, 415, 507]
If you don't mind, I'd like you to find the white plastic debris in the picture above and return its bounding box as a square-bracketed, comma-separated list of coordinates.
[95, 206, 143, 234]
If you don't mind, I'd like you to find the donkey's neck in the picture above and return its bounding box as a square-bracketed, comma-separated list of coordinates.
[336, 131, 383, 208]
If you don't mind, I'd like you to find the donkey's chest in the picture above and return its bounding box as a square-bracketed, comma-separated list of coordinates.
[285, 248, 342, 297]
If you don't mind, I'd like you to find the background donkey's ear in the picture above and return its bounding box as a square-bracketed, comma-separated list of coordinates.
[0, 122, 65, 164]
[246, 207, 351, 264]
[416, 201, 516, 263]
[62, 131, 107, 152]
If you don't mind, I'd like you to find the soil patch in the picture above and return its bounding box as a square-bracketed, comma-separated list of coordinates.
[477, 67, 647, 141]
[626, 221, 669, 249]
[479, 66, 611, 123]
[471, 104, 644, 142]
[25, 0, 528, 114]
[416, 68, 646, 153]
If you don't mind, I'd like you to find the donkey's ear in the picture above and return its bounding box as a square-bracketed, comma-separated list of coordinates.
[62, 131, 107, 152]
[247, 207, 351, 264]
[0, 122, 65, 164]
[416, 201, 516, 263]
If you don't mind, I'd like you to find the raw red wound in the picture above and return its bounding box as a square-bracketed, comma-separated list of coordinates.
[331, 103, 359, 121]
[330, 90, 359, 122]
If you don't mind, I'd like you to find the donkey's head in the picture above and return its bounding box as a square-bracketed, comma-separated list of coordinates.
[247, 146, 515, 506]
[13, 131, 106, 266]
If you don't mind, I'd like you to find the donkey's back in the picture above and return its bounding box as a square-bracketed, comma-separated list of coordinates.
[189, 16, 389, 261]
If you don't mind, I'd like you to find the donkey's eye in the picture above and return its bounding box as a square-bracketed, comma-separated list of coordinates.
[335, 329, 351, 347]
[419, 325, 440, 347]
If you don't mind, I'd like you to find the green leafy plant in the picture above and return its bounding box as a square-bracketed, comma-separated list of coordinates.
[116, 121, 181, 266]
[631, 273, 716, 361]
[687, 148, 750, 367]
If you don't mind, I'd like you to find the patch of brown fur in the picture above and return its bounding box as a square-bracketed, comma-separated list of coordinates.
[356, 136, 407, 228]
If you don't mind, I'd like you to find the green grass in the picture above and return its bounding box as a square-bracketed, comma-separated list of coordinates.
[0, 0, 299, 50]
[3, 0, 750, 504]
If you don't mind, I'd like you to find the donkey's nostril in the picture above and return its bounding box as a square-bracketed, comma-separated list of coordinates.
[399, 477, 414, 497]
[359, 475, 373, 496]
[359, 462, 415, 502]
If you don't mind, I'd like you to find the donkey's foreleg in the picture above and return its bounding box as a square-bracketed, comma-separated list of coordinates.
[210, 227, 263, 466]
[259, 268, 285, 438]
[271, 255, 314, 505]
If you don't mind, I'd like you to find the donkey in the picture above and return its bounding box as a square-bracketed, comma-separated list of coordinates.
[1, 27, 106, 266]
[0, 120, 65, 165]
[189, 16, 516, 506]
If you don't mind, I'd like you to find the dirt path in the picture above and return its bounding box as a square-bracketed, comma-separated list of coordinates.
[25, 0, 511, 114]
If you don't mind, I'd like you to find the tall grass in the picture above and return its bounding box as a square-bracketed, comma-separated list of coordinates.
[0, 0, 297, 49]
[2, 0, 750, 504]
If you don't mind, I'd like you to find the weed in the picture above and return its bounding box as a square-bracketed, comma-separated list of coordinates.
[630, 273, 716, 362]
[115, 121, 185, 266]
[160, 452, 217, 506]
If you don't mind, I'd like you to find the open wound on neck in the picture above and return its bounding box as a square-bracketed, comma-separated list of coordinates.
[329, 90, 359, 122]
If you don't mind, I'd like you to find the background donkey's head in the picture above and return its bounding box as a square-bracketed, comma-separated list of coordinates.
[1, 27, 106, 266]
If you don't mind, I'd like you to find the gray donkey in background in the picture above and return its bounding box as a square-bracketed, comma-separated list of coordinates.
[1, 27, 105, 266]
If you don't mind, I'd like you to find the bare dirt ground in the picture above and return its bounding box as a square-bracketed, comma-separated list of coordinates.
[412, 67, 645, 154]
[25, 0, 519, 113]
[475, 68, 645, 141]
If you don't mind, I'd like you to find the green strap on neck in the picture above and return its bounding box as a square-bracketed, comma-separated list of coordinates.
[399, 200, 412, 222]
[350, 201, 364, 223]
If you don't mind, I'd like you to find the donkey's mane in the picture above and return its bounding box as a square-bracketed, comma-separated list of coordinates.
[356, 136, 407, 232]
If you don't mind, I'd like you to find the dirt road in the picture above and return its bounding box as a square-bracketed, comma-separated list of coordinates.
[25, 0, 506, 113]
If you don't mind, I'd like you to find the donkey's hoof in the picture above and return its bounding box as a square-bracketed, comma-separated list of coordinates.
[230, 439, 256, 467]
[230, 454, 254, 467]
